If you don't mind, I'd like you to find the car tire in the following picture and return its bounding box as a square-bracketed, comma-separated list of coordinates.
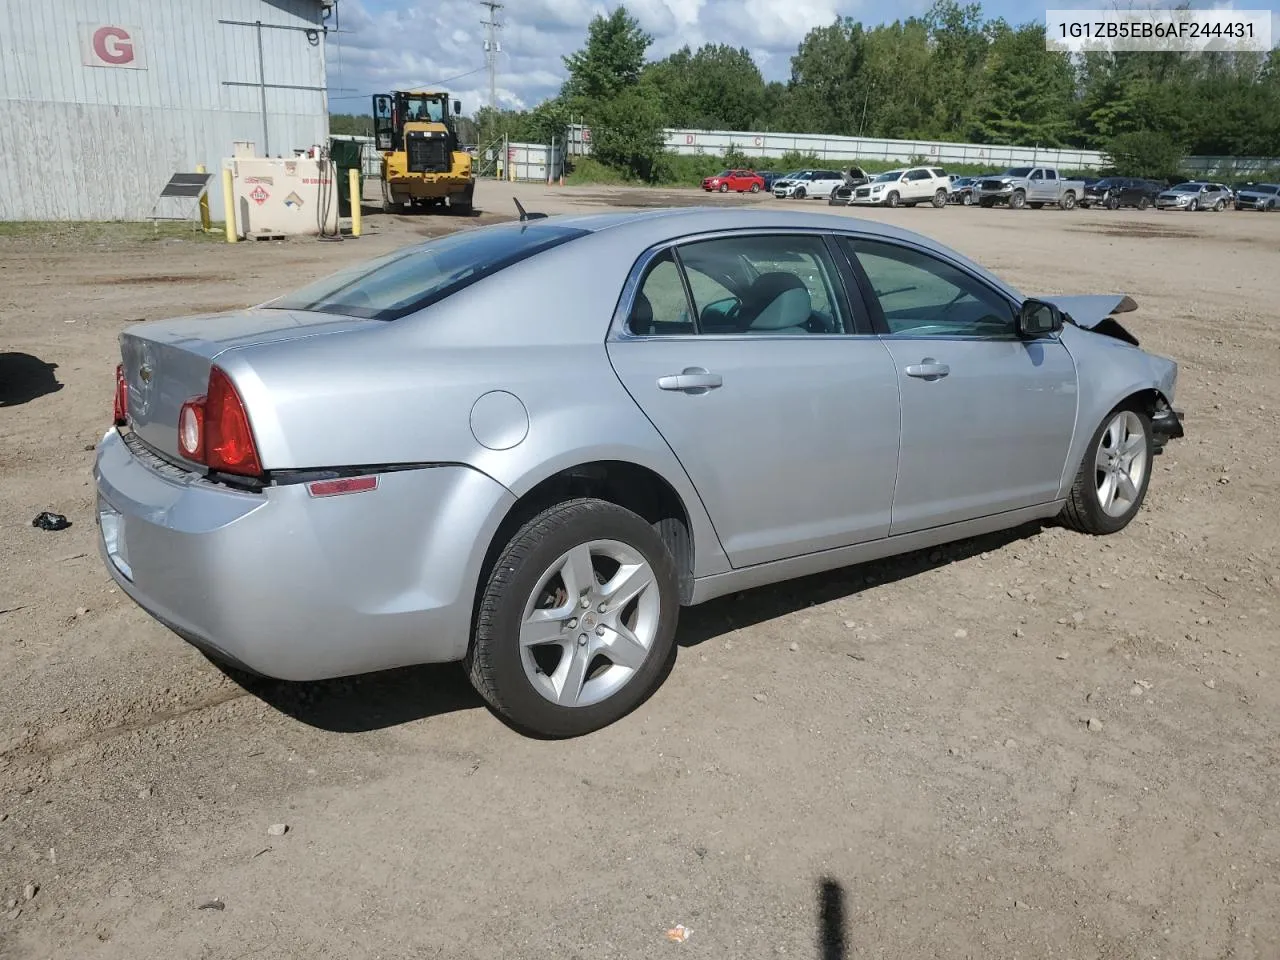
[1061, 192, 1077, 210]
[750, 183, 760, 193]
[932, 188, 947, 208]
[1059, 405, 1154, 536]
[467, 498, 681, 738]
[1213, 198, 1225, 211]
[1188, 198, 1198, 211]
[1137, 196, 1150, 210]
[794, 186, 807, 200]
[961, 192, 973, 205]
[1105, 195, 1118, 210]
[886, 191, 900, 207]
[829, 188, 840, 205]
[718, 183, 728, 193]
[1010, 190, 1026, 209]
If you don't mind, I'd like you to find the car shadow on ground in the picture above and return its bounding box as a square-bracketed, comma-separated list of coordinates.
[0, 352, 63, 406]
[218, 521, 1046, 734]
[675, 521, 1046, 648]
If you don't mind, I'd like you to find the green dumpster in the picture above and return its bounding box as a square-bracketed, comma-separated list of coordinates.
[329, 139, 365, 218]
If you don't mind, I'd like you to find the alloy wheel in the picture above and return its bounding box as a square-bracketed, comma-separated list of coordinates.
[1094, 411, 1148, 518]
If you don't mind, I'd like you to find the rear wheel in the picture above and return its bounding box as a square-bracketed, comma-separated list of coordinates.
[1105, 194, 1119, 210]
[467, 499, 681, 738]
[932, 188, 947, 208]
[1213, 198, 1225, 211]
[750, 183, 760, 193]
[1060, 406, 1153, 535]
[1137, 196, 1150, 210]
[1061, 191, 1077, 210]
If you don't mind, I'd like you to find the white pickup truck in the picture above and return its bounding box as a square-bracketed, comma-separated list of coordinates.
[974, 166, 1085, 210]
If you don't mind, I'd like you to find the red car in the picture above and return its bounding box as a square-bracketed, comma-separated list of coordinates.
[701, 169, 765, 193]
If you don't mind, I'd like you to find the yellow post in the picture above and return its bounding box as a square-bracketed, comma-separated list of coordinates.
[221, 167, 238, 243]
[196, 163, 211, 230]
[349, 167, 362, 237]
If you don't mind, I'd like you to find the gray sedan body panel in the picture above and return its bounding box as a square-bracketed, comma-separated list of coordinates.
[95, 206, 1183, 682]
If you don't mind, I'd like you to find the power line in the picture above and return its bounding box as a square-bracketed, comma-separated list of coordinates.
[326, 66, 487, 102]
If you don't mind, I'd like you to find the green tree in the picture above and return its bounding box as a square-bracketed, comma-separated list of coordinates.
[561, 6, 651, 106]
[969, 23, 1074, 146]
[590, 85, 668, 179]
[786, 19, 867, 136]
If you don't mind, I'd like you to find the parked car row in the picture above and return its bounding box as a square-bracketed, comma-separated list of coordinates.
[702, 165, 1279, 214]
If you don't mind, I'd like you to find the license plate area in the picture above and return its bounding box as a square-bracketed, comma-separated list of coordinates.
[98, 498, 133, 581]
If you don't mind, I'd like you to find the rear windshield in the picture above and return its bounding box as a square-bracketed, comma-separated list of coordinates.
[264, 222, 588, 320]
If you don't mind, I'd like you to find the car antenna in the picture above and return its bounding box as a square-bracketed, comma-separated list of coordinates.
[513, 197, 548, 221]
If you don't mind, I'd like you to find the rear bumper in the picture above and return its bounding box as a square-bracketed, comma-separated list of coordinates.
[93, 428, 516, 681]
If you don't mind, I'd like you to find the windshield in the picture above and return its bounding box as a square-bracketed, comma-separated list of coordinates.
[265, 223, 588, 321]
[873, 171, 903, 182]
[1170, 183, 1201, 192]
[403, 95, 445, 123]
[715, 170, 732, 178]
[1004, 167, 1033, 177]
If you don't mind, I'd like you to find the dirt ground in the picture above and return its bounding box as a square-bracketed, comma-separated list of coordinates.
[2, 179, 1279, 960]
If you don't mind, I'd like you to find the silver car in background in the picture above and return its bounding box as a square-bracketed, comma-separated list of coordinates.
[95, 208, 1185, 738]
[1155, 181, 1232, 211]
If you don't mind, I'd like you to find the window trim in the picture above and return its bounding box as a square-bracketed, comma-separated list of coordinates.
[835, 233, 1043, 343]
[610, 228, 873, 342]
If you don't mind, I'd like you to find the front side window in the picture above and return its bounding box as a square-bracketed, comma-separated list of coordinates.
[845, 239, 1015, 339]
[267, 224, 587, 321]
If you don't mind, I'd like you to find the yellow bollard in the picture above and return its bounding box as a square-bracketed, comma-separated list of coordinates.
[221, 167, 238, 243]
[196, 163, 211, 230]
[349, 167, 362, 237]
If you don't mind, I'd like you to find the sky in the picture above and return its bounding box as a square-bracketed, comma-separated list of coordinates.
[324, 0, 1280, 117]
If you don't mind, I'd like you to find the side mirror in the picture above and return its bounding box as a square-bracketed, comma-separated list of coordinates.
[1017, 299, 1063, 338]
[452, 99, 462, 115]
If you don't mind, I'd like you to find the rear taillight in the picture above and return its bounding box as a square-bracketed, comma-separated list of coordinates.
[177, 366, 263, 477]
[113, 363, 128, 425]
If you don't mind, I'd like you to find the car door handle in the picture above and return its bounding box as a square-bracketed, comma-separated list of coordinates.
[904, 359, 950, 380]
[657, 369, 723, 392]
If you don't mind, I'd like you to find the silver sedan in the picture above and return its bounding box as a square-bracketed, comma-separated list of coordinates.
[94, 207, 1185, 737]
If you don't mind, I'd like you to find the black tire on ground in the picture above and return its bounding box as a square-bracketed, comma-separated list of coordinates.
[1059, 403, 1154, 536]
[962, 192, 973, 205]
[794, 186, 806, 199]
[750, 183, 760, 193]
[1105, 195, 1119, 210]
[932, 189, 947, 207]
[719, 183, 729, 193]
[466, 498, 681, 738]
[1061, 191, 1076, 210]
[1010, 190, 1026, 209]
[1214, 199, 1225, 211]
[886, 191, 900, 208]
[1137, 196, 1150, 210]
[450, 185, 475, 215]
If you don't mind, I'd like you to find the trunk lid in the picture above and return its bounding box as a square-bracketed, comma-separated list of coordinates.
[119, 308, 369, 465]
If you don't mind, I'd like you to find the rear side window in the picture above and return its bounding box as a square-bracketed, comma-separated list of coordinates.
[266, 223, 588, 320]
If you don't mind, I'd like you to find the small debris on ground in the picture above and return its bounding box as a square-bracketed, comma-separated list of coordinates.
[197, 899, 225, 911]
[788, 642, 799, 652]
[665, 924, 691, 943]
[752, 693, 767, 704]
[137, 787, 152, 800]
[1087, 717, 1104, 732]
[954, 628, 968, 639]
[266, 823, 288, 837]
[6, 907, 20, 921]
[1204, 679, 1216, 689]
[31, 512, 71, 532]
[1056, 652, 1070, 660]
[23, 883, 38, 901]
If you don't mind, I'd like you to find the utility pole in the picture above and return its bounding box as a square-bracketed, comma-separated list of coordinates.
[480, 0, 503, 145]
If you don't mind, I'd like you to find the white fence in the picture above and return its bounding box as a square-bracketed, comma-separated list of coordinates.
[505, 141, 566, 182]
[567, 124, 1108, 170]
[565, 124, 1279, 175]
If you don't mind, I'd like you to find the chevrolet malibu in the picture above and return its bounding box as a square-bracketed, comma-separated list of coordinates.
[95, 208, 1184, 738]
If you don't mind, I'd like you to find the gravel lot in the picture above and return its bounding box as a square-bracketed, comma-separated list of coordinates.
[2, 179, 1279, 960]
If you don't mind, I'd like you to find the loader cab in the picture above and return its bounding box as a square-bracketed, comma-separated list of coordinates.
[372, 91, 463, 173]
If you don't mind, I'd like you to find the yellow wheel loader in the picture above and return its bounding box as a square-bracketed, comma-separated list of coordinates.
[372, 90, 475, 214]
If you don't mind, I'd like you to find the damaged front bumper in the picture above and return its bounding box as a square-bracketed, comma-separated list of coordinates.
[1151, 407, 1185, 451]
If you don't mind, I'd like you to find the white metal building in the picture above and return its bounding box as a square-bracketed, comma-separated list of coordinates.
[0, 0, 333, 221]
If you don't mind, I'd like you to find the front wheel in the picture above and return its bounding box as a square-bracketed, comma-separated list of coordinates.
[750, 183, 760, 193]
[1010, 190, 1026, 209]
[1188, 198, 1199, 211]
[961, 192, 973, 205]
[1060, 406, 1153, 535]
[718, 183, 728, 193]
[793, 186, 807, 200]
[932, 188, 947, 208]
[1137, 196, 1150, 210]
[886, 190, 900, 208]
[467, 499, 681, 738]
